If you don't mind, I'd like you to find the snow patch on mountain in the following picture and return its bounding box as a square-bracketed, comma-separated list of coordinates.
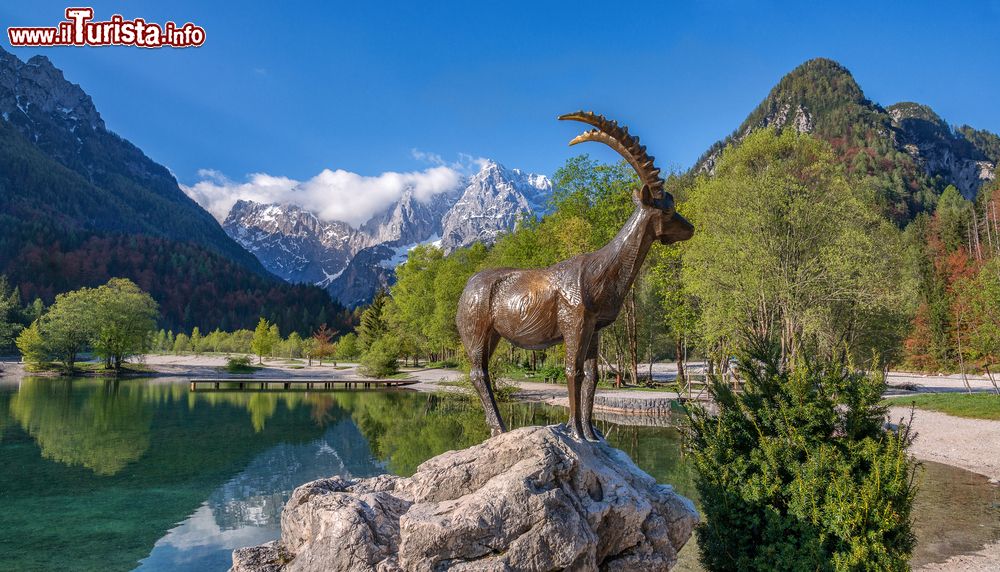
[223, 160, 552, 306]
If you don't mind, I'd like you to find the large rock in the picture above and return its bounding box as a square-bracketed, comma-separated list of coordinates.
[231, 425, 698, 572]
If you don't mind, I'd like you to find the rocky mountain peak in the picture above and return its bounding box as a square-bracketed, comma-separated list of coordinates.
[887, 102, 996, 199]
[888, 102, 946, 125]
[0, 46, 104, 132]
[694, 57, 997, 205]
[438, 160, 552, 252]
[224, 159, 553, 306]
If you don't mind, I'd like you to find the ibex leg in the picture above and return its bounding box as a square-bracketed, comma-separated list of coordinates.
[582, 332, 603, 442]
[563, 317, 595, 440]
[469, 331, 506, 436]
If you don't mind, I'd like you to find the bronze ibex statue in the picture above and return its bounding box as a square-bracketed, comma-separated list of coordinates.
[457, 112, 694, 441]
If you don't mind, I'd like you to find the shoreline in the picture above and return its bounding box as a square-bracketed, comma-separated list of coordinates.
[4, 356, 998, 570]
[887, 404, 1000, 483]
[916, 541, 1000, 572]
[6, 357, 999, 480]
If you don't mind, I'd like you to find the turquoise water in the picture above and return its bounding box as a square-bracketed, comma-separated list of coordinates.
[0, 377, 995, 571]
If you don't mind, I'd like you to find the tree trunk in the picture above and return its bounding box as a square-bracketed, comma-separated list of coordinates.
[955, 319, 972, 393]
[985, 363, 1000, 396]
[626, 289, 638, 385]
[675, 337, 686, 386]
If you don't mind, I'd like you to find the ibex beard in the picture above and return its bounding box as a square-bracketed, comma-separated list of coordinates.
[457, 111, 695, 441]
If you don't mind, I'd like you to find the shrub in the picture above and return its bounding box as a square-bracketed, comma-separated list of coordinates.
[225, 355, 256, 373]
[16, 320, 48, 365]
[685, 341, 917, 571]
[358, 337, 400, 378]
[538, 365, 565, 383]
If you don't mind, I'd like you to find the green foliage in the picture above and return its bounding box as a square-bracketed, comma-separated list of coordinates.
[0, 275, 22, 349]
[189, 327, 203, 354]
[686, 342, 917, 571]
[91, 278, 159, 369]
[934, 186, 972, 252]
[15, 320, 47, 365]
[890, 393, 1000, 420]
[172, 333, 190, 353]
[684, 129, 908, 364]
[225, 355, 257, 374]
[250, 317, 279, 364]
[39, 286, 97, 371]
[283, 331, 304, 358]
[952, 256, 1000, 382]
[333, 332, 360, 360]
[358, 335, 400, 378]
[300, 337, 319, 364]
[385, 243, 489, 363]
[357, 290, 389, 352]
[697, 59, 944, 223]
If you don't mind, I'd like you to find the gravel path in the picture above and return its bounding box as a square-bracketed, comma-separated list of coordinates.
[887, 405, 1000, 482]
[917, 542, 1000, 571]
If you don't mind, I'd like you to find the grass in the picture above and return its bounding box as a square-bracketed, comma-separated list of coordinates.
[383, 371, 413, 380]
[22, 361, 155, 376]
[887, 393, 1000, 420]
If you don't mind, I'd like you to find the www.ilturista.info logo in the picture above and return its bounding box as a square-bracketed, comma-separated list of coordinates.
[8, 8, 205, 48]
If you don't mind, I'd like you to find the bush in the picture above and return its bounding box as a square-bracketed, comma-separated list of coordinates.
[16, 320, 48, 365]
[358, 337, 400, 378]
[685, 341, 917, 571]
[225, 355, 256, 374]
[537, 365, 565, 383]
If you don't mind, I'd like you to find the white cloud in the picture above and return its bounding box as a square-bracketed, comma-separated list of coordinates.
[181, 165, 466, 227]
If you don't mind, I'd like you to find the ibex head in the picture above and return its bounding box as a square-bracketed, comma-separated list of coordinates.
[559, 111, 694, 245]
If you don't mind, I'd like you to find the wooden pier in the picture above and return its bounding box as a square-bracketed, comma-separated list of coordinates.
[188, 378, 417, 392]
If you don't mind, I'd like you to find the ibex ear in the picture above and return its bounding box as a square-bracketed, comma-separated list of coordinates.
[636, 184, 655, 206]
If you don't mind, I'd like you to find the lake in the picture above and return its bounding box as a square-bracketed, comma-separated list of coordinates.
[0, 377, 997, 571]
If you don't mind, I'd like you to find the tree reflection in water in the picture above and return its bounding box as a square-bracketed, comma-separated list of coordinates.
[10, 378, 153, 476]
[0, 379, 995, 572]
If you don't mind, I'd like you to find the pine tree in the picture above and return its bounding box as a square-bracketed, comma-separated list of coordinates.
[250, 317, 274, 364]
[357, 290, 389, 352]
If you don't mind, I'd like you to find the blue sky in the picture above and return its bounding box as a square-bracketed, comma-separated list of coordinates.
[3, 1, 1000, 192]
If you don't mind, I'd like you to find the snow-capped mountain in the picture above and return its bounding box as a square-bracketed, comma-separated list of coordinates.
[223, 201, 371, 287]
[223, 160, 553, 306]
[439, 160, 552, 251]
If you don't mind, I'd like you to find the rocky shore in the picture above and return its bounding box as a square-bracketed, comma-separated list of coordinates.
[230, 425, 698, 572]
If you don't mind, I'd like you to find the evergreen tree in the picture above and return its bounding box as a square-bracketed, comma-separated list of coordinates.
[190, 327, 203, 355]
[0, 275, 22, 349]
[687, 341, 917, 571]
[357, 290, 390, 352]
[250, 318, 275, 364]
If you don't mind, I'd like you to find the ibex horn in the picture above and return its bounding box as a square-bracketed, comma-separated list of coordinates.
[558, 111, 665, 196]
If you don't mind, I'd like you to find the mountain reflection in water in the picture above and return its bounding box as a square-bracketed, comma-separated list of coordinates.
[0, 377, 996, 571]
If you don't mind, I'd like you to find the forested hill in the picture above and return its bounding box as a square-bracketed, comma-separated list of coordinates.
[0, 47, 348, 334]
[695, 58, 998, 223]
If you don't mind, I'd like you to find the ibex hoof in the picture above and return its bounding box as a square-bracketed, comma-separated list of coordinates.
[582, 423, 604, 442]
